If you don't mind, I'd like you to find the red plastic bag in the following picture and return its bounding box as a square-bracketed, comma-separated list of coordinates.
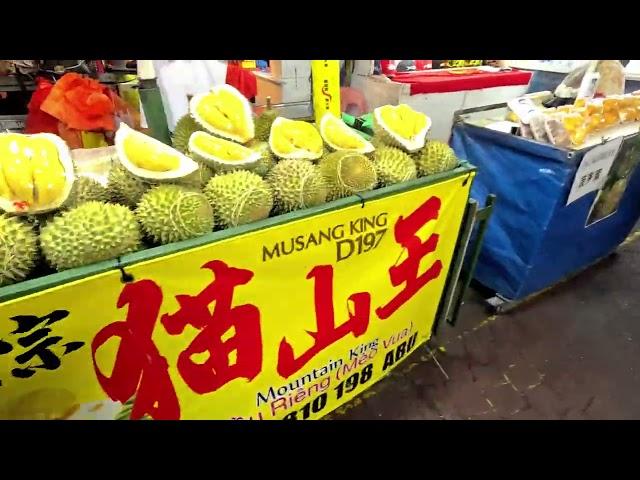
[24, 77, 59, 135]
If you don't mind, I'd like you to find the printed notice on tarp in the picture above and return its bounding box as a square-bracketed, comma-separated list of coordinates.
[567, 137, 623, 205]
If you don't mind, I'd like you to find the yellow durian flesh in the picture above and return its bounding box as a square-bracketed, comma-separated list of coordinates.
[29, 137, 67, 207]
[192, 87, 253, 142]
[379, 104, 428, 140]
[0, 134, 35, 204]
[0, 133, 73, 213]
[122, 134, 181, 172]
[191, 133, 252, 162]
[270, 118, 324, 158]
[324, 121, 365, 149]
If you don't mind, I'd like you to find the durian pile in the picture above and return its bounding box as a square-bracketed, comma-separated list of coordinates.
[0, 86, 460, 289]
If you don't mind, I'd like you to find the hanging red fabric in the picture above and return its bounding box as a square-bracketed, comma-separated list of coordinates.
[225, 63, 257, 100]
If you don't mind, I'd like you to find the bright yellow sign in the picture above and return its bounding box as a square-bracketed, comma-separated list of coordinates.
[0, 173, 472, 420]
[311, 60, 341, 126]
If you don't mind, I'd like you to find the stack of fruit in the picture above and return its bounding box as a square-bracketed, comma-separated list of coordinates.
[0, 85, 460, 287]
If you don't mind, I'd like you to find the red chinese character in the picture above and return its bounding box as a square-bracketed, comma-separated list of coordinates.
[277, 265, 371, 378]
[376, 196, 443, 320]
[161, 260, 262, 394]
[92, 280, 180, 420]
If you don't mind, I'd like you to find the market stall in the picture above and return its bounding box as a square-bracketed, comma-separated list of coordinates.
[0, 60, 486, 420]
[451, 90, 640, 311]
[352, 65, 532, 142]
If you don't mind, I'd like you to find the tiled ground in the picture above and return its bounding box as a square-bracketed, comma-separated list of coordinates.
[328, 233, 640, 420]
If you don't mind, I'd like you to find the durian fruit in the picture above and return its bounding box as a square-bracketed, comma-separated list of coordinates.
[255, 96, 279, 142]
[65, 176, 109, 209]
[178, 162, 215, 189]
[269, 117, 324, 160]
[115, 123, 198, 182]
[373, 146, 417, 187]
[40, 202, 142, 271]
[318, 151, 378, 201]
[203, 171, 273, 228]
[108, 164, 150, 208]
[0, 132, 75, 215]
[172, 114, 203, 154]
[246, 140, 275, 177]
[414, 140, 459, 177]
[593, 178, 628, 219]
[319, 113, 374, 153]
[267, 159, 327, 213]
[0, 215, 38, 286]
[373, 104, 431, 153]
[188, 131, 260, 172]
[190, 84, 255, 143]
[136, 185, 214, 245]
[371, 135, 389, 149]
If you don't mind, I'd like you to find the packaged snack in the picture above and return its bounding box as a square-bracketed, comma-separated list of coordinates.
[519, 122, 533, 139]
[544, 114, 571, 148]
[530, 113, 550, 143]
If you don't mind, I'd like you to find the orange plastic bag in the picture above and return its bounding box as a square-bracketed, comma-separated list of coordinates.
[41, 73, 115, 131]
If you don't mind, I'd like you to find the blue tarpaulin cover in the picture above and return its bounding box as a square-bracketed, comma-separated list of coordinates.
[451, 123, 640, 300]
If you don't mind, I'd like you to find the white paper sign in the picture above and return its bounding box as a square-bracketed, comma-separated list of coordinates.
[566, 137, 623, 205]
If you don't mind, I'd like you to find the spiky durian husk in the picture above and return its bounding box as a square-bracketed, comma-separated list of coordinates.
[373, 146, 417, 187]
[172, 114, 204, 154]
[107, 164, 150, 208]
[266, 159, 327, 214]
[255, 110, 278, 142]
[65, 176, 109, 209]
[40, 202, 142, 271]
[177, 162, 216, 189]
[246, 140, 276, 177]
[135, 185, 214, 245]
[414, 140, 458, 177]
[0, 215, 39, 286]
[318, 151, 377, 201]
[203, 171, 273, 229]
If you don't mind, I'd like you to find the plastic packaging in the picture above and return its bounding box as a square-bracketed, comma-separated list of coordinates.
[544, 114, 571, 148]
[529, 113, 550, 143]
[595, 60, 626, 96]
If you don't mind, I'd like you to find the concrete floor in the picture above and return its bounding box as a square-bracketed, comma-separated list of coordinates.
[328, 232, 640, 420]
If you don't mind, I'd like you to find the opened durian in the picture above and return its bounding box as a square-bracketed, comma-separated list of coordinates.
[172, 114, 203, 154]
[318, 151, 378, 201]
[115, 123, 198, 181]
[373, 146, 417, 187]
[190, 84, 255, 143]
[136, 185, 214, 245]
[373, 104, 431, 153]
[246, 140, 275, 177]
[203, 171, 273, 228]
[414, 140, 458, 177]
[269, 117, 324, 160]
[0, 215, 38, 286]
[65, 175, 109, 209]
[319, 113, 374, 154]
[255, 97, 279, 142]
[40, 201, 142, 271]
[0, 132, 75, 215]
[188, 131, 261, 173]
[267, 159, 327, 213]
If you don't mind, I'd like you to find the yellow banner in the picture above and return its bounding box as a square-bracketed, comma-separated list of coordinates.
[311, 60, 341, 126]
[0, 174, 472, 420]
